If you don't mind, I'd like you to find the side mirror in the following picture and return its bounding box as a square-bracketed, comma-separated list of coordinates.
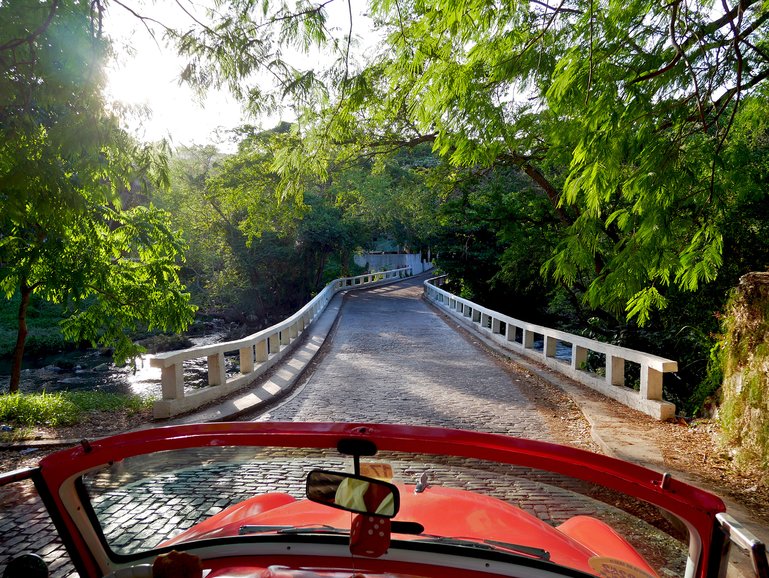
[306, 469, 400, 518]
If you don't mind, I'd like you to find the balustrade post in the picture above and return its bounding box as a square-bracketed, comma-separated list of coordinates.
[208, 352, 226, 386]
[239, 345, 254, 374]
[606, 355, 625, 386]
[280, 329, 290, 346]
[472, 309, 481, 323]
[492, 318, 502, 335]
[256, 339, 268, 362]
[161, 363, 184, 400]
[641, 364, 663, 400]
[269, 333, 280, 355]
[572, 345, 588, 371]
[545, 335, 557, 358]
[481, 313, 490, 328]
[289, 322, 298, 339]
[506, 324, 517, 343]
[523, 329, 535, 349]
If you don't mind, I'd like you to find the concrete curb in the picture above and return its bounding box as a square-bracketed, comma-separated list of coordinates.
[421, 296, 655, 461]
[0, 275, 422, 448]
[0, 438, 82, 451]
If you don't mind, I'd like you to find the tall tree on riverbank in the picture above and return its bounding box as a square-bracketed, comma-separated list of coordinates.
[0, 1, 195, 393]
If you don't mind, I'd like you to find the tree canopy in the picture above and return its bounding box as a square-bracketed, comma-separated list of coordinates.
[261, 0, 768, 325]
[134, 0, 765, 323]
[1, 0, 194, 392]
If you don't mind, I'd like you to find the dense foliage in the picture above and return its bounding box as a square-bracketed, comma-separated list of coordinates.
[0, 0, 194, 392]
[153, 132, 438, 324]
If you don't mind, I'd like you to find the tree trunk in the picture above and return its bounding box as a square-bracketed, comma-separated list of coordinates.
[9, 283, 32, 394]
[340, 248, 350, 276]
[315, 253, 327, 287]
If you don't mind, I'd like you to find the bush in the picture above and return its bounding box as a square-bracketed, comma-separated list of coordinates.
[0, 391, 153, 427]
[719, 273, 769, 478]
[0, 392, 80, 426]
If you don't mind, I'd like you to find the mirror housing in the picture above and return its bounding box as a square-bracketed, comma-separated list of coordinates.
[306, 469, 400, 518]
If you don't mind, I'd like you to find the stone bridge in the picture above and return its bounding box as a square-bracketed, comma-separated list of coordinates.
[151, 267, 677, 422]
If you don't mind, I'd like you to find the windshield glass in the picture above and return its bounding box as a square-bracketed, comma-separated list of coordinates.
[81, 445, 690, 576]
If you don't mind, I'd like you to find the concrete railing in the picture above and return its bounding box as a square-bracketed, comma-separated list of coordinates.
[151, 267, 413, 419]
[424, 276, 677, 420]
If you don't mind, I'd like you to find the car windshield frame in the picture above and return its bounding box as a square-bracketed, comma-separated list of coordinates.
[31, 422, 727, 578]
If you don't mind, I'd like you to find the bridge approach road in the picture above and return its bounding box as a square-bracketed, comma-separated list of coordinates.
[254, 275, 559, 438]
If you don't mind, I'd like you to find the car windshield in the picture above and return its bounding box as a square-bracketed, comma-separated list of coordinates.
[80, 444, 691, 577]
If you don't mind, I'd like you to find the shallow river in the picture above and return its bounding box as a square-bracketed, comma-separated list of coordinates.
[0, 332, 229, 399]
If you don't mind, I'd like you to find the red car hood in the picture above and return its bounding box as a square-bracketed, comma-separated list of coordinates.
[164, 484, 657, 577]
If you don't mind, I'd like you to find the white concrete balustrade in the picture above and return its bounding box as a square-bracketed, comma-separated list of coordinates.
[424, 276, 677, 420]
[151, 267, 413, 419]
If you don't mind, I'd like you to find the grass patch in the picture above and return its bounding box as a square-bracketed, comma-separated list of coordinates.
[0, 391, 153, 428]
[65, 392, 153, 413]
[0, 426, 35, 443]
[0, 392, 79, 426]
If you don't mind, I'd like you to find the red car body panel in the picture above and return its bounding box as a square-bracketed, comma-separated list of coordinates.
[164, 485, 656, 576]
[32, 422, 726, 578]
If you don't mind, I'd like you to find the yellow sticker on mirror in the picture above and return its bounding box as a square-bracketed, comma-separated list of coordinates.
[588, 557, 656, 578]
[360, 463, 393, 482]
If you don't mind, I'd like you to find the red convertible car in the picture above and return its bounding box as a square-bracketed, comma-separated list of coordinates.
[1, 422, 766, 578]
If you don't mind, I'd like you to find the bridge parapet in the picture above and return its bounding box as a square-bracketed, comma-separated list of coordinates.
[150, 267, 413, 419]
[424, 276, 677, 420]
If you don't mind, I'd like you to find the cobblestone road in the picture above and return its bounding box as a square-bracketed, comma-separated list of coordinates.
[0, 277, 687, 577]
[255, 279, 551, 438]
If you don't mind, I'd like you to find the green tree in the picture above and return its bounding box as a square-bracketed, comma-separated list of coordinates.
[252, 0, 769, 326]
[433, 165, 560, 319]
[157, 127, 370, 322]
[330, 146, 440, 255]
[91, 2, 769, 324]
[0, 1, 194, 392]
[158, 145, 234, 307]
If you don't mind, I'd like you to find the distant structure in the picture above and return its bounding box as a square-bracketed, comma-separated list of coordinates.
[355, 238, 433, 274]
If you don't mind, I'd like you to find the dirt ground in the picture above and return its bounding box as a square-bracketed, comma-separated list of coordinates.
[515, 364, 769, 528]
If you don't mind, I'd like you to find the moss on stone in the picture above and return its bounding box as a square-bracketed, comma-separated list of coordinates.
[719, 272, 769, 479]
